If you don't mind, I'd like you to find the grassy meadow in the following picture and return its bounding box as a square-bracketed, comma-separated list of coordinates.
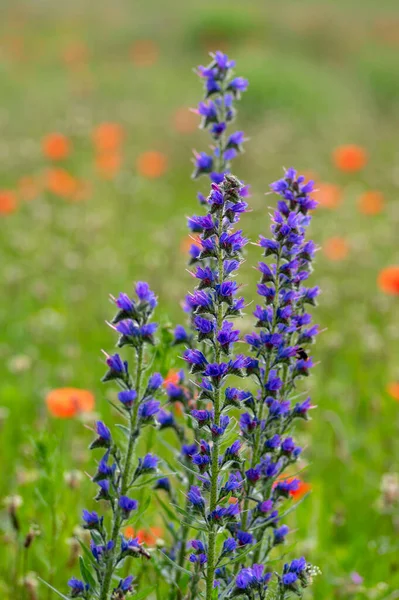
[0, 0, 399, 598]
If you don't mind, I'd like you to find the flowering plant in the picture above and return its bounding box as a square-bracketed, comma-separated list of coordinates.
[43, 51, 321, 600]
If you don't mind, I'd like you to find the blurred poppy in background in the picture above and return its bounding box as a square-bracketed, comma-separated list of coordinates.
[0, 190, 18, 215]
[136, 151, 168, 179]
[323, 237, 350, 261]
[130, 39, 159, 67]
[378, 266, 399, 295]
[358, 190, 384, 215]
[42, 133, 71, 161]
[46, 388, 95, 418]
[333, 144, 368, 172]
[313, 182, 342, 209]
[387, 382, 399, 401]
[93, 123, 124, 153]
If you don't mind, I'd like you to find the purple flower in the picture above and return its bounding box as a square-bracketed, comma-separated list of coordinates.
[136, 281, 157, 308]
[211, 414, 230, 437]
[245, 466, 261, 483]
[118, 389, 137, 408]
[237, 530, 254, 546]
[68, 578, 88, 597]
[239, 412, 257, 434]
[294, 397, 312, 419]
[139, 400, 160, 421]
[154, 477, 171, 493]
[227, 76, 249, 95]
[187, 486, 205, 509]
[236, 567, 254, 590]
[116, 576, 134, 592]
[173, 324, 190, 344]
[183, 348, 208, 372]
[193, 152, 213, 177]
[194, 316, 215, 338]
[119, 496, 138, 519]
[140, 323, 158, 343]
[224, 440, 242, 461]
[192, 453, 210, 473]
[274, 525, 289, 545]
[96, 479, 110, 500]
[89, 421, 112, 450]
[137, 453, 158, 474]
[216, 321, 240, 352]
[282, 572, 298, 586]
[157, 409, 175, 429]
[275, 479, 300, 498]
[204, 362, 229, 382]
[223, 537, 237, 553]
[147, 372, 163, 391]
[191, 409, 213, 427]
[102, 352, 128, 382]
[82, 509, 101, 530]
[258, 499, 273, 514]
[223, 472, 243, 493]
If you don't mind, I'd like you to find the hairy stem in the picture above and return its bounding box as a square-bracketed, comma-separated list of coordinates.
[205, 215, 224, 600]
[99, 346, 144, 600]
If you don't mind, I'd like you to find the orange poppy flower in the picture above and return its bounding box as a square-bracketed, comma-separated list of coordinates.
[313, 183, 342, 209]
[130, 40, 159, 67]
[180, 234, 201, 255]
[0, 190, 17, 215]
[62, 41, 89, 69]
[95, 153, 122, 179]
[46, 168, 77, 198]
[378, 266, 399, 295]
[42, 133, 71, 161]
[93, 123, 124, 153]
[46, 388, 95, 418]
[387, 382, 399, 401]
[333, 145, 368, 172]
[358, 190, 384, 215]
[136, 151, 168, 179]
[290, 479, 311, 501]
[173, 107, 199, 134]
[124, 526, 162, 545]
[323, 237, 349, 261]
[163, 369, 180, 387]
[18, 176, 41, 201]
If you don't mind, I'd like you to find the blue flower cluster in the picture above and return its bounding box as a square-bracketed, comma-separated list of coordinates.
[192, 51, 248, 187]
[64, 51, 321, 600]
[67, 282, 164, 599]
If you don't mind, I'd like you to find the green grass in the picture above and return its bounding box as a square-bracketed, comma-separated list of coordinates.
[0, 0, 399, 598]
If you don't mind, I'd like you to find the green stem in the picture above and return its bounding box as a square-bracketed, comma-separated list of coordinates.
[174, 471, 194, 600]
[240, 250, 283, 533]
[99, 346, 144, 600]
[205, 215, 224, 600]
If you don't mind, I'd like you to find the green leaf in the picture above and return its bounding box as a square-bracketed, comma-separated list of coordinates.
[158, 549, 192, 576]
[133, 585, 157, 599]
[129, 472, 176, 490]
[79, 556, 96, 589]
[37, 578, 70, 599]
[156, 494, 179, 522]
[77, 539, 97, 567]
[180, 520, 208, 532]
[218, 541, 263, 569]
[115, 423, 131, 437]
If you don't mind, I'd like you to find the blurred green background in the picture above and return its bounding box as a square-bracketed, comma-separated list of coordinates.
[0, 0, 399, 598]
